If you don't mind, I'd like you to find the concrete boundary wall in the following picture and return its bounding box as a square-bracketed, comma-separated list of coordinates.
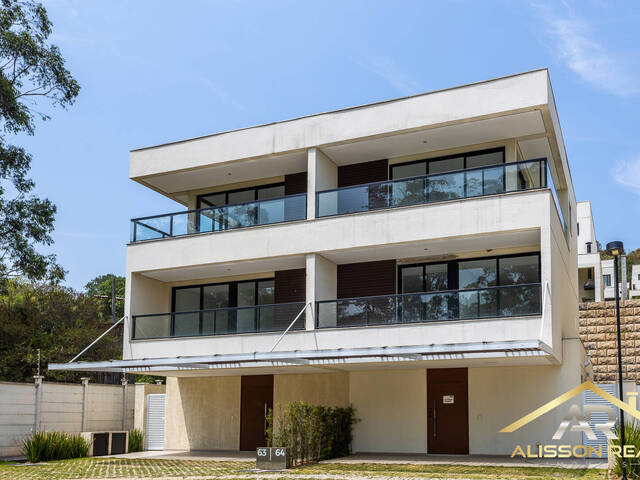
[0, 380, 134, 458]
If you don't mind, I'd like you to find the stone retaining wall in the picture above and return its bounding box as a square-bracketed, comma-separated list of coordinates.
[579, 299, 640, 383]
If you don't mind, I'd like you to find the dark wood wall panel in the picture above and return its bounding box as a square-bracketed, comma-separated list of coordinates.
[337, 260, 396, 298]
[284, 172, 308, 195]
[274, 268, 306, 303]
[338, 159, 388, 187]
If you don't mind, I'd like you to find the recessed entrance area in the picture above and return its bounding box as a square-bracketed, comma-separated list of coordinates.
[427, 368, 469, 454]
[240, 375, 273, 451]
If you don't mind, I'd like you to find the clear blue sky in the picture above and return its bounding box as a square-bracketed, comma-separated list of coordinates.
[21, 0, 640, 290]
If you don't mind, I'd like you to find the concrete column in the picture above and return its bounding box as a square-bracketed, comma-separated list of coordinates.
[121, 377, 128, 431]
[305, 254, 337, 330]
[505, 139, 518, 163]
[134, 383, 146, 432]
[33, 376, 44, 432]
[81, 377, 90, 432]
[307, 147, 337, 219]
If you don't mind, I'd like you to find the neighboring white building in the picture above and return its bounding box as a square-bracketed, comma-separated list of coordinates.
[51, 69, 587, 456]
[630, 264, 640, 299]
[576, 201, 602, 302]
[602, 258, 631, 300]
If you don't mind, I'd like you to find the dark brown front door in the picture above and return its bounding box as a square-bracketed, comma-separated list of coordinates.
[427, 368, 469, 454]
[240, 375, 273, 451]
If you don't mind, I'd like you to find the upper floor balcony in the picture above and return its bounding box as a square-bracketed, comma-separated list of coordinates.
[127, 69, 575, 254]
[316, 157, 547, 218]
[131, 193, 306, 243]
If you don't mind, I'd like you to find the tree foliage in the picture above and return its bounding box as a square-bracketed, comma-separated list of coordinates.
[84, 273, 125, 321]
[0, 0, 79, 284]
[0, 279, 121, 383]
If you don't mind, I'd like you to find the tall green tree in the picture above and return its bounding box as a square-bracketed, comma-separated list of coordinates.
[0, 279, 121, 382]
[84, 274, 125, 321]
[0, 0, 79, 285]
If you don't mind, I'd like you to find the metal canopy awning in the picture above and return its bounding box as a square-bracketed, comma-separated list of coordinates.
[48, 340, 553, 374]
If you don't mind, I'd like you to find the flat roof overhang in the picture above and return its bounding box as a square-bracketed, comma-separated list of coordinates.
[129, 69, 572, 206]
[49, 339, 554, 375]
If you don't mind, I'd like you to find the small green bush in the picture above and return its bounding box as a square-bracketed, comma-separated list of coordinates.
[22, 431, 90, 463]
[128, 429, 144, 452]
[611, 421, 640, 478]
[266, 401, 358, 465]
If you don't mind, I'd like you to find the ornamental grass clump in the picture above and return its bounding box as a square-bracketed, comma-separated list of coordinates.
[266, 401, 358, 466]
[22, 431, 90, 463]
[128, 429, 144, 452]
[611, 421, 640, 479]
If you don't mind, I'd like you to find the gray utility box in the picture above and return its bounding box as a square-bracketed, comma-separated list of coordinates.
[256, 447, 290, 470]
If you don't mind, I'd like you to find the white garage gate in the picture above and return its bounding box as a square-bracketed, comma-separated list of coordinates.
[145, 394, 166, 451]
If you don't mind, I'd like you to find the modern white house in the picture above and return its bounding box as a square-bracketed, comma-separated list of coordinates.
[51, 69, 587, 456]
[576, 201, 602, 302]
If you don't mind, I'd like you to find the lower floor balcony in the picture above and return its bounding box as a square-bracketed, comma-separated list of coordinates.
[131, 283, 541, 340]
[132, 302, 306, 340]
[316, 284, 541, 329]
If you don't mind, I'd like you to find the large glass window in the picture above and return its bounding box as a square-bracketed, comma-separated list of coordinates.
[398, 253, 540, 321]
[390, 148, 505, 180]
[429, 157, 464, 174]
[401, 266, 424, 293]
[499, 256, 539, 285]
[172, 278, 275, 336]
[459, 259, 497, 289]
[391, 162, 425, 180]
[237, 282, 257, 333]
[425, 264, 448, 291]
[198, 183, 285, 209]
[173, 287, 200, 337]
[203, 284, 229, 334]
[466, 150, 504, 168]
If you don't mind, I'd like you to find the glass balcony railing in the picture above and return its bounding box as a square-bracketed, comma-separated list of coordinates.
[132, 301, 306, 340]
[316, 284, 541, 329]
[316, 159, 547, 217]
[130, 193, 306, 243]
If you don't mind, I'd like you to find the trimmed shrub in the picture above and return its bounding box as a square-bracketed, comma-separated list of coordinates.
[266, 401, 358, 465]
[611, 421, 640, 478]
[22, 431, 90, 463]
[128, 429, 144, 453]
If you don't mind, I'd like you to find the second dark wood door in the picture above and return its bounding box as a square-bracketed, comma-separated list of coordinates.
[427, 368, 469, 454]
[240, 375, 273, 451]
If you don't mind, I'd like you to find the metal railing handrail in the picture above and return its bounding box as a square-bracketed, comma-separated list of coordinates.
[131, 192, 307, 223]
[315, 158, 547, 195]
[132, 300, 306, 319]
[315, 282, 542, 304]
[315, 284, 542, 329]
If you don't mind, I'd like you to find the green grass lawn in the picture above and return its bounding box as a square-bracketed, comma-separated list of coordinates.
[0, 457, 609, 480]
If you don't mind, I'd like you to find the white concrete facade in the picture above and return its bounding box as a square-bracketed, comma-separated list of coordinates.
[51, 69, 586, 456]
[576, 201, 602, 302]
